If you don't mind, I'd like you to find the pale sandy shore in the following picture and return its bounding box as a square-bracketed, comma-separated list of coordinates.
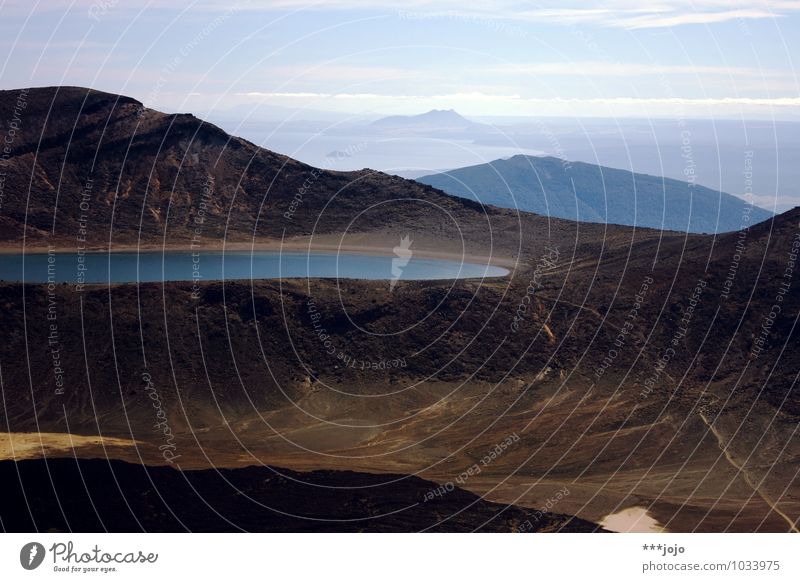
[0, 432, 140, 461]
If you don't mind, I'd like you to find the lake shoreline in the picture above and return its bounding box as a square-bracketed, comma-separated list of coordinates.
[0, 239, 517, 270]
[0, 244, 510, 284]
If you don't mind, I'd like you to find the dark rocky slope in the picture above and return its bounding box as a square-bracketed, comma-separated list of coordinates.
[0, 458, 598, 532]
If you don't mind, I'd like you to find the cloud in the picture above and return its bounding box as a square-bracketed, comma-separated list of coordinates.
[259, 64, 430, 83]
[531, 96, 800, 106]
[166, 88, 800, 118]
[220, 0, 800, 29]
[6, 0, 798, 29]
[613, 8, 781, 28]
[490, 62, 793, 78]
[239, 90, 522, 101]
[407, 2, 794, 29]
[238, 90, 800, 106]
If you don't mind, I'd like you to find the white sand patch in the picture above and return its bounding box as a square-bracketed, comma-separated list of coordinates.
[600, 506, 667, 533]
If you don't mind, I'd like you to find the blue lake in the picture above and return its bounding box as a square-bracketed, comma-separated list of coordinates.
[0, 251, 509, 284]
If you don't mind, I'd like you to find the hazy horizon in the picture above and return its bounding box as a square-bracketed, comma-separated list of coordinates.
[1, 0, 798, 119]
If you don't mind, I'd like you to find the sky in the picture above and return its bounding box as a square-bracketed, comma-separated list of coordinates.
[0, 0, 799, 119]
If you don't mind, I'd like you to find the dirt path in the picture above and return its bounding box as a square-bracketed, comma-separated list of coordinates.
[699, 412, 800, 532]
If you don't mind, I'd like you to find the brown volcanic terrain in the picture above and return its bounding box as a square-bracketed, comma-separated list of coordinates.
[0, 86, 586, 261]
[1, 87, 799, 533]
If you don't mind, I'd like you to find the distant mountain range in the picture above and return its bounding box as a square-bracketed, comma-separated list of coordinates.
[417, 154, 773, 233]
[370, 109, 492, 135]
